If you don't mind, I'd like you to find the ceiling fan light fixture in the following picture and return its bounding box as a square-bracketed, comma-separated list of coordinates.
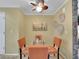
[36, 6, 43, 13]
[30, 0, 48, 13]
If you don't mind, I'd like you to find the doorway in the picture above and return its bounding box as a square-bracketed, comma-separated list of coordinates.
[0, 12, 5, 54]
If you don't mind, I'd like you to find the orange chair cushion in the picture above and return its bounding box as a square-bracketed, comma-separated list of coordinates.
[53, 36, 62, 47]
[17, 37, 26, 49]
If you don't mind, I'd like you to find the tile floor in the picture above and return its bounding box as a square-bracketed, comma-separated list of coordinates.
[0, 55, 63, 59]
[22, 55, 62, 59]
[0, 53, 67, 59]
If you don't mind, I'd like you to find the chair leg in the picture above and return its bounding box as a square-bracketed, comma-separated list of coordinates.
[28, 56, 29, 59]
[54, 54, 56, 56]
[48, 54, 50, 59]
[20, 49, 22, 59]
[57, 48, 59, 59]
[57, 52, 59, 59]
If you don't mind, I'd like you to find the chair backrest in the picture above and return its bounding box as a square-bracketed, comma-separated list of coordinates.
[53, 36, 62, 49]
[29, 46, 48, 59]
[17, 37, 26, 49]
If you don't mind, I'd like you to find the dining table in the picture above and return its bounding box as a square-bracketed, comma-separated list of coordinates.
[22, 44, 57, 56]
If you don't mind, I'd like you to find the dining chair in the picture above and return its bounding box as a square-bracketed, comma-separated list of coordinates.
[28, 46, 48, 59]
[17, 36, 27, 59]
[49, 36, 62, 59]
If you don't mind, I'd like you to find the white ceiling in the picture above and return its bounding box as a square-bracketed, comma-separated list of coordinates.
[0, 0, 67, 15]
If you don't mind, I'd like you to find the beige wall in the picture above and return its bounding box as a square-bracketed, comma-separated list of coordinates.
[24, 15, 55, 45]
[64, 0, 72, 59]
[0, 8, 24, 53]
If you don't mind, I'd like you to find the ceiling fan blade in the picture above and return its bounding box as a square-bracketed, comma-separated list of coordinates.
[32, 6, 36, 11]
[39, 0, 48, 10]
[30, 3, 37, 6]
[40, 0, 44, 4]
[43, 5, 48, 10]
[38, 0, 44, 7]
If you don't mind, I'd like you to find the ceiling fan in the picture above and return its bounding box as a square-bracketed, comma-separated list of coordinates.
[30, 0, 48, 13]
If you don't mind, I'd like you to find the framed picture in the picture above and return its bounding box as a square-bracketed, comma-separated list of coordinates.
[59, 13, 65, 23]
[32, 22, 47, 31]
[54, 24, 64, 35]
